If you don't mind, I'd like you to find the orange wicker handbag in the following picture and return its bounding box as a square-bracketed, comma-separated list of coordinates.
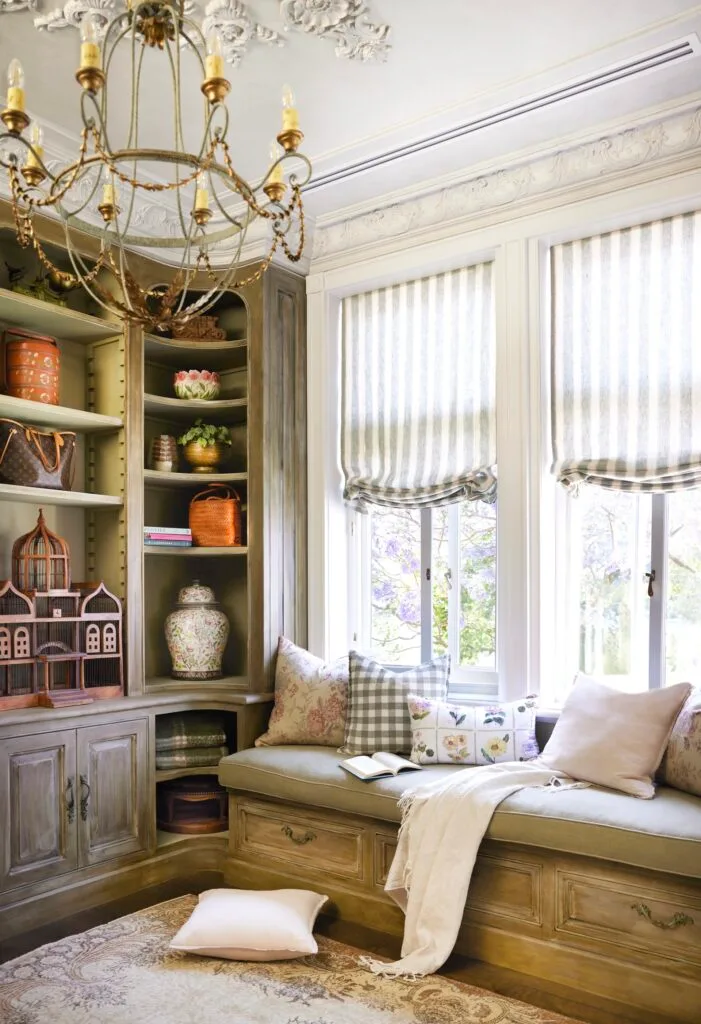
[189, 484, 242, 547]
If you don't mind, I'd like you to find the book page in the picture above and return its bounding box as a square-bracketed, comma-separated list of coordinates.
[372, 752, 419, 773]
[345, 755, 389, 777]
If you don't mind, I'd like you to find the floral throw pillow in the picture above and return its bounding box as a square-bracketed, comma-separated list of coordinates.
[658, 688, 701, 797]
[407, 694, 539, 766]
[255, 637, 348, 748]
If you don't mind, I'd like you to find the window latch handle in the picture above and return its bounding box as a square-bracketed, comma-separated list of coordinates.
[645, 569, 656, 597]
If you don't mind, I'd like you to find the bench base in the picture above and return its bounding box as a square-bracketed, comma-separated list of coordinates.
[226, 793, 701, 1023]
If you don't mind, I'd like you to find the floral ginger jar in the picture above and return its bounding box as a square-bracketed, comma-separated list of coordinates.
[164, 580, 230, 680]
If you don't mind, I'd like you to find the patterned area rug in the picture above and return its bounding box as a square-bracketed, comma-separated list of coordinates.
[0, 895, 583, 1023]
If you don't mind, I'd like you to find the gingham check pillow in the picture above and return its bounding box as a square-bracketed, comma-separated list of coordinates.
[341, 651, 450, 755]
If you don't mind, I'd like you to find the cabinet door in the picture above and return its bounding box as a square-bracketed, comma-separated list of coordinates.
[76, 720, 150, 867]
[0, 731, 78, 891]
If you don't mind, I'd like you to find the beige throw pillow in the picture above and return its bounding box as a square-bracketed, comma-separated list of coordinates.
[538, 673, 691, 798]
[255, 637, 348, 747]
[170, 888, 328, 961]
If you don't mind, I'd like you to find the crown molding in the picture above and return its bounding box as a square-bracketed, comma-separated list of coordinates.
[311, 96, 701, 266]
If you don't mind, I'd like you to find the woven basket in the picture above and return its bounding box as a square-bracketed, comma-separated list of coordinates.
[189, 484, 242, 547]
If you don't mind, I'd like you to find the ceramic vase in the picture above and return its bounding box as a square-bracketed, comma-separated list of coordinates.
[164, 580, 230, 680]
[150, 434, 178, 472]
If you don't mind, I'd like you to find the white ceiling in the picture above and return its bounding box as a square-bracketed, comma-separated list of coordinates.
[1, 1, 701, 222]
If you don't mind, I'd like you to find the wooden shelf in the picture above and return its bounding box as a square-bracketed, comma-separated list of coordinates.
[146, 676, 250, 692]
[0, 394, 122, 433]
[156, 829, 229, 848]
[144, 393, 247, 423]
[0, 483, 122, 508]
[155, 765, 223, 782]
[143, 469, 247, 487]
[145, 334, 247, 370]
[0, 288, 119, 344]
[144, 545, 247, 556]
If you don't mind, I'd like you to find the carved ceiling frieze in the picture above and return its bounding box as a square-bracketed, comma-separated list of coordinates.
[2, 0, 391, 65]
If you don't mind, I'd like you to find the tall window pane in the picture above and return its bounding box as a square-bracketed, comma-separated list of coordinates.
[665, 490, 701, 685]
[577, 489, 651, 690]
[459, 500, 497, 669]
[370, 508, 421, 664]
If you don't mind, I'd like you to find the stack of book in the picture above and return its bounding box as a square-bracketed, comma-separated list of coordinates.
[144, 526, 192, 548]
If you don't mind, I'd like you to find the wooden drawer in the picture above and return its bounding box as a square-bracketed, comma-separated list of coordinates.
[556, 870, 701, 967]
[464, 851, 543, 927]
[234, 799, 365, 881]
[373, 832, 397, 887]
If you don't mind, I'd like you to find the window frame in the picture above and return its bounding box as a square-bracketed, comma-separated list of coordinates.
[349, 503, 499, 696]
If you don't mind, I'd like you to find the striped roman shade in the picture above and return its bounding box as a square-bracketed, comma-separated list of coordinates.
[341, 263, 496, 509]
[551, 212, 701, 493]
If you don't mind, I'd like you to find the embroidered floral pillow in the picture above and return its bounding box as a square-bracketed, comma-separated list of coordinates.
[255, 637, 348, 748]
[658, 688, 701, 797]
[407, 694, 539, 766]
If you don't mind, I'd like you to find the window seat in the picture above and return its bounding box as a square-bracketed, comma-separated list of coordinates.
[219, 745, 701, 1024]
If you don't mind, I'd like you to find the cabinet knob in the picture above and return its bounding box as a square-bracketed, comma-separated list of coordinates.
[65, 776, 75, 824]
[79, 774, 91, 821]
[281, 824, 316, 846]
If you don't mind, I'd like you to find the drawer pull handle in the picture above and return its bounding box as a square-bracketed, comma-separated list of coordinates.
[79, 774, 91, 822]
[65, 776, 75, 825]
[281, 824, 316, 846]
[631, 903, 695, 930]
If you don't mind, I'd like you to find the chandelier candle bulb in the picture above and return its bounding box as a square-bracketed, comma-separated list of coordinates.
[6, 59, 25, 112]
[268, 142, 283, 185]
[195, 171, 209, 210]
[27, 122, 43, 164]
[102, 181, 116, 206]
[80, 15, 101, 69]
[282, 83, 299, 131]
[205, 31, 224, 80]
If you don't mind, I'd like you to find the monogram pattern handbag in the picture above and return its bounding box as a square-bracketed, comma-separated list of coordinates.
[0, 418, 76, 490]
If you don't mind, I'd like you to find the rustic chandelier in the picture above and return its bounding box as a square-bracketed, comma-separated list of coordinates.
[0, 0, 311, 331]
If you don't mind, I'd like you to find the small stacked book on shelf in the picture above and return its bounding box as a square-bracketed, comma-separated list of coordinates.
[144, 526, 192, 547]
[339, 752, 422, 781]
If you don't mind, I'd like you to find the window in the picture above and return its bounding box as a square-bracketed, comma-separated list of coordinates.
[341, 260, 498, 694]
[353, 499, 498, 691]
[549, 212, 701, 698]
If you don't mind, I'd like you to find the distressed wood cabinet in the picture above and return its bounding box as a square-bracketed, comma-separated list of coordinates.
[0, 730, 78, 891]
[0, 719, 149, 893]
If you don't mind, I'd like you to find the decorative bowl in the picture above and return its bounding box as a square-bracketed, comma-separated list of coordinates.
[173, 369, 221, 401]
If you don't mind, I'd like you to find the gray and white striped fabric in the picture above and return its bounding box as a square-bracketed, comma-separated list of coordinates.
[341, 264, 496, 509]
[340, 651, 450, 755]
[551, 212, 701, 493]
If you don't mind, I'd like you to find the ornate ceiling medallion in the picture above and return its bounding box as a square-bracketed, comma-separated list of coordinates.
[2, 0, 391, 66]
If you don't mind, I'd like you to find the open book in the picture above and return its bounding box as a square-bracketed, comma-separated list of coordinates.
[340, 751, 422, 781]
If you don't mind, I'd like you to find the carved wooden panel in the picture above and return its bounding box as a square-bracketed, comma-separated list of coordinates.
[76, 720, 150, 866]
[373, 831, 397, 887]
[235, 798, 364, 881]
[556, 869, 701, 967]
[465, 853, 543, 926]
[0, 730, 77, 890]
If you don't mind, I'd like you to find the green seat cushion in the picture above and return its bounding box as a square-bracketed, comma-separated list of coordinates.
[219, 745, 701, 879]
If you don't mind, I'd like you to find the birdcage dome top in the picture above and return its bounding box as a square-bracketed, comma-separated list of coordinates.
[12, 509, 72, 593]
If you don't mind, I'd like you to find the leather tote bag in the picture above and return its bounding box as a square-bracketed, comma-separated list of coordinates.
[0, 418, 76, 490]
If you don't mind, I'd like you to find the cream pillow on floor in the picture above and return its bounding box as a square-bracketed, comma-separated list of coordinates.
[170, 888, 328, 961]
[538, 673, 691, 798]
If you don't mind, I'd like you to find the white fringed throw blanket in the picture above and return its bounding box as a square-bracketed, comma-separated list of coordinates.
[362, 760, 583, 978]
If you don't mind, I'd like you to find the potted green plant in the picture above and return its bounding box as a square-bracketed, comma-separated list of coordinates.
[177, 419, 232, 473]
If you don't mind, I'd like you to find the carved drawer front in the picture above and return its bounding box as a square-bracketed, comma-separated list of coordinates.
[373, 832, 398, 887]
[235, 800, 365, 881]
[556, 871, 701, 966]
[464, 853, 543, 927]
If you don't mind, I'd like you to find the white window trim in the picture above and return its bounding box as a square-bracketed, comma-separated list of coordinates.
[308, 164, 701, 702]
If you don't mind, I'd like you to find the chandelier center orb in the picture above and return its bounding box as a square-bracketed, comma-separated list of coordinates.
[0, 1, 311, 332]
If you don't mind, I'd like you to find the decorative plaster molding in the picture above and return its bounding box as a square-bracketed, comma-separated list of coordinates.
[20, 0, 390, 64]
[280, 0, 390, 62]
[201, 0, 282, 67]
[312, 103, 701, 262]
[0, 0, 37, 11]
